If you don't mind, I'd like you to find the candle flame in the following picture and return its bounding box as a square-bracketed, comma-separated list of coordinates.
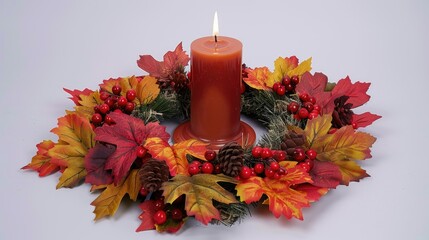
[212, 11, 219, 37]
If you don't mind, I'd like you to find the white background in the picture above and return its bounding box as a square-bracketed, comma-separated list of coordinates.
[1, 0, 428, 239]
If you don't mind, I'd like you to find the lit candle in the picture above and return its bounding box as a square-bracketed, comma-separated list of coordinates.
[173, 12, 255, 148]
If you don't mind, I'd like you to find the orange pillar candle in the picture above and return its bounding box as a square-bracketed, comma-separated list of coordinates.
[189, 37, 242, 140]
[173, 12, 255, 148]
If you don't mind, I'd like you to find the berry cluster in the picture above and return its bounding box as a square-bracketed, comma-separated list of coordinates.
[250, 146, 288, 180]
[292, 147, 317, 172]
[187, 150, 220, 175]
[138, 197, 185, 225]
[272, 75, 300, 96]
[91, 85, 137, 127]
[287, 93, 321, 120]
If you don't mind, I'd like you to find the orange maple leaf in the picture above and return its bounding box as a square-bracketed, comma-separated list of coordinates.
[22, 140, 60, 177]
[236, 165, 312, 220]
[243, 67, 271, 90]
[74, 91, 103, 119]
[144, 137, 209, 176]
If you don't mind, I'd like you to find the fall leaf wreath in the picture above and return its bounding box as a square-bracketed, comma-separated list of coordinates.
[23, 43, 381, 233]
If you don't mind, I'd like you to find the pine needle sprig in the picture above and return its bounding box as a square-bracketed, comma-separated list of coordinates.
[132, 90, 182, 123]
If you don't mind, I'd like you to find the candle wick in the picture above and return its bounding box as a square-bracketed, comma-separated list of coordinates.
[214, 35, 218, 43]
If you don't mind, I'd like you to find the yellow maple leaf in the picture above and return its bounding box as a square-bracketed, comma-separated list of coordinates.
[162, 174, 238, 225]
[91, 169, 141, 220]
[287, 57, 312, 77]
[48, 113, 95, 188]
[74, 91, 103, 119]
[243, 67, 271, 90]
[266, 57, 312, 88]
[136, 76, 160, 105]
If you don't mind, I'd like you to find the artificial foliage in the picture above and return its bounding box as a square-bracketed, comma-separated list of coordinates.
[23, 42, 381, 234]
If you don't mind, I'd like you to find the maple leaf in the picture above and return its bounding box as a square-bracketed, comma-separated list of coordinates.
[84, 142, 116, 186]
[295, 72, 332, 114]
[331, 76, 371, 108]
[162, 174, 238, 225]
[144, 138, 209, 176]
[303, 114, 333, 148]
[266, 56, 312, 87]
[243, 67, 271, 90]
[352, 112, 382, 128]
[335, 160, 370, 185]
[48, 113, 95, 188]
[155, 217, 186, 233]
[292, 183, 329, 202]
[22, 140, 60, 177]
[137, 42, 190, 79]
[136, 200, 157, 231]
[94, 112, 169, 184]
[136, 76, 160, 105]
[91, 169, 141, 220]
[63, 88, 93, 106]
[236, 173, 311, 219]
[309, 160, 342, 188]
[74, 91, 103, 119]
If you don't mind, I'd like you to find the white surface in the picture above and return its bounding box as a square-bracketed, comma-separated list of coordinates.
[1, 0, 428, 239]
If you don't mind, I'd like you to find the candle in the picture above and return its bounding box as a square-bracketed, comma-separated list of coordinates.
[173, 12, 255, 148]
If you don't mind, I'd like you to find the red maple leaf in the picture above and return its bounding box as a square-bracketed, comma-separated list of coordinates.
[293, 183, 329, 202]
[352, 112, 382, 128]
[331, 76, 370, 108]
[136, 200, 157, 232]
[309, 160, 343, 188]
[295, 72, 332, 114]
[84, 142, 116, 185]
[94, 112, 170, 184]
[137, 42, 190, 78]
[63, 88, 94, 106]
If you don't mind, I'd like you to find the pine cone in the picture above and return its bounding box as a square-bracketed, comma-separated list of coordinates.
[139, 159, 170, 192]
[217, 142, 244, 177]
[332, 95, 354, 128]
[280, 132, 305, 158]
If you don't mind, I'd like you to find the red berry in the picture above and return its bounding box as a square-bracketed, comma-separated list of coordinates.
[269, 161, 280, 171]
[214, 164, 221, 174]
[313, 104, 321, 112]
[204, 150, 216, 161]
[154, 199, 165, 210]
[308, 112, 319, 120]
[136, 146, 147, 158]
[114, 108, 122, 113]
[287, 102, 300, 113]
[308, 96, 316, 104]
[282, 76, 291, 86]
[126, 89, 136, 101]
[171, 209, 183, 221]
[104, 115, 115, 125]
[328, 128, 337, 134]
[294, 148, 306, 162]
[124, 102, 135, 113]
[264, 167, 275, 178]
[112, 85, 121, 95]
[261, 148, 273, 159]
[298, 108, 309, 119]
[91, 113, 103, 125]
[93, 105, 100, 113]
[99, 103, 110, 115]
[278, 168, 287, 175]
[290, 75, 299, 85]
[239, 166, 252, 180]
[299, 159, 314, 172]
[251, 146, 263, 158]
[306, 149, 317, 160]
[105, 98, 115, 108]
[276, 85, 286, 96]
[188, 164, 200, 175]
[272, 82, 281, 92]
[100, 91, 110, 101]
[117, 96, 128, 107]
[299, 93, 310, 102]
[201, 162, 214, 174]
[254, 163, 265, 175]
[274, 151, 287, 161]
[139, 186, 148, 196]
[153, 210, 167, 225]
[352, 122, 358, 129]
[303, 102, 314, 112]
[273, 173, 281, 180]
[285, 83, 294, 92]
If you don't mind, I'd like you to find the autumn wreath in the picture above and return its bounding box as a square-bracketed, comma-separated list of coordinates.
[23, 43, 381, 233]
